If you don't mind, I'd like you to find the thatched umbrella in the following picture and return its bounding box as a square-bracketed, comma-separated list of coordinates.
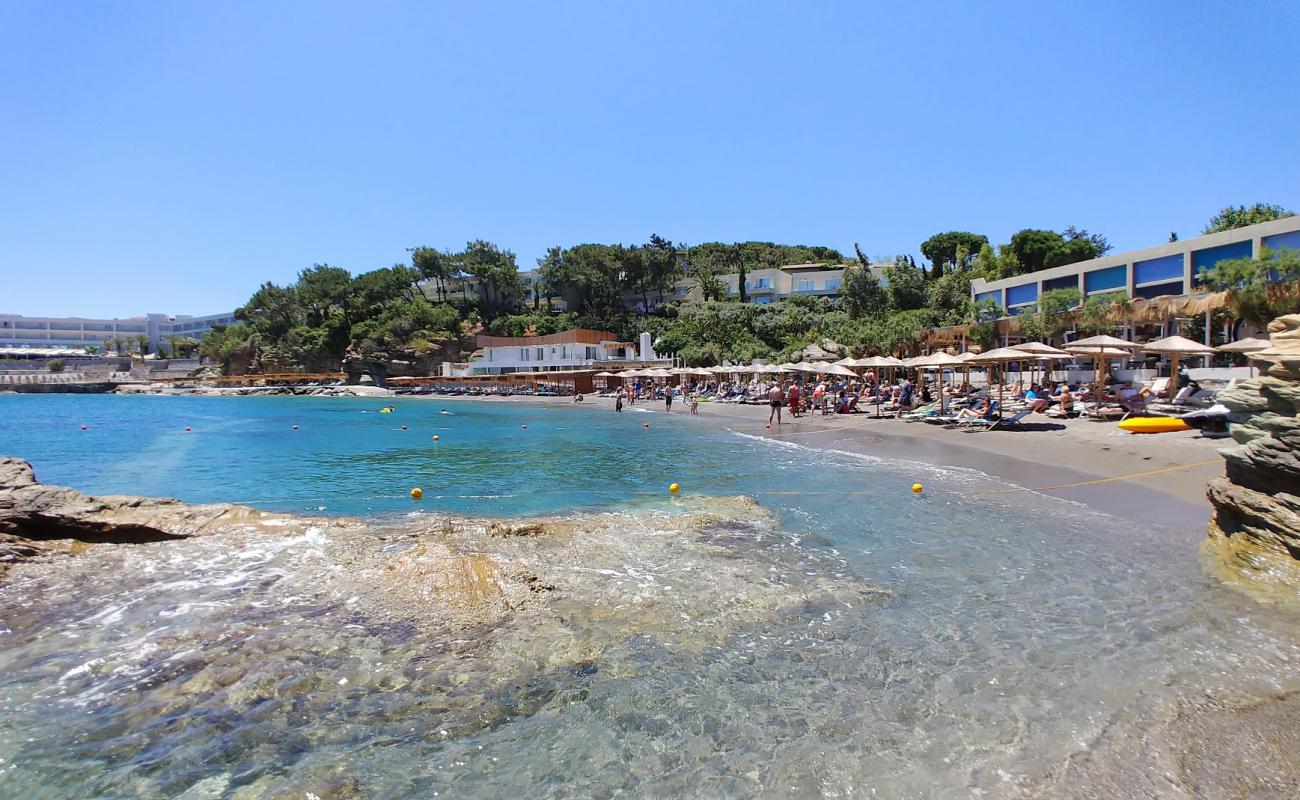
[1218, 337, 1270, 378]
[1011, 342, 1071, 384]
[1141, 335, 1217, 398]
[911, 351, 964, 413]
[968, 346, 1037, 414]
[1064, 345, 1134, 409]
[1217, 336, 1270, 353]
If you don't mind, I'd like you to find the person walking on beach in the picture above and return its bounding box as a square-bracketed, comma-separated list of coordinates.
[768, 382, 784, 426]
[665, 385, 674, 413]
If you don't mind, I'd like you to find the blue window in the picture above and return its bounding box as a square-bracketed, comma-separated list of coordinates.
[974, 290, 1002, 307]
[1084, 265, 1127, 294]
[1193, 241, 1253, 281]
[754, 296, 774, 304]
[1042, 275, 1079, 293]
[1133, 254, 1183, 286]
[1262, 230, 1300, 253]
[825, 278, 841, 291]
[1005, 282, 1038, 307]
[753, 278, 771, 289]
[1133, 281, 1184, 299]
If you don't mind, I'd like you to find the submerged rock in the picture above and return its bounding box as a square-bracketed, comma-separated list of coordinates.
[1207, 315, 1300, 573]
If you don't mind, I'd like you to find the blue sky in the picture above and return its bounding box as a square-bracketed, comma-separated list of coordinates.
[2, 1, 1297, 317]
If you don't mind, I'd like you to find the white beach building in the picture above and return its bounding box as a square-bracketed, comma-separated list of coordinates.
[444, 329, 669, 376]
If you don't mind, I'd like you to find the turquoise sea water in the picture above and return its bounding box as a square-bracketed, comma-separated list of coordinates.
[1, 394, 1298, 798]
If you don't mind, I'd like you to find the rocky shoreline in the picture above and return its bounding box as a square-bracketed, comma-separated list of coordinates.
[1205, 315, 1300, 587]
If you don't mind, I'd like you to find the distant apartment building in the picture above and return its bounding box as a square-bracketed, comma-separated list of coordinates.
[969, 216, 1300, 315]
[665, 262, 891, 307]
[0, 311, 237, 352]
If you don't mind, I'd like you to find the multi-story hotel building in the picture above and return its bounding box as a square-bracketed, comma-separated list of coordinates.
[969, 216, 1300, 315]
[0, 311, 237, 352]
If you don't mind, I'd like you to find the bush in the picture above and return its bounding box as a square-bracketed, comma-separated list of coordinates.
[48, 359, 66, 373]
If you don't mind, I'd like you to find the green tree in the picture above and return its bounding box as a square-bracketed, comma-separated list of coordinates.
[642, 234, 681, 310]
[968, 300, 1003, 351]
[1076, 291, 1127, 335]
[920, 231, 988, 279]
[1017, 287, 1080, 343]
[48, 358, 65, 373]
[409, 247, 450, 302]
[972, 243, 1000, 281]
[1203, 203, 1294, 234]
[925, 269, 974, 326]
[536, 246, 566, 311]
[1200, 248, 1300, 328]
[884, 256, 926, 311]
[693, 264, 726, 301]
[840, 264, 888, 318]
[458, 240, 521, 320]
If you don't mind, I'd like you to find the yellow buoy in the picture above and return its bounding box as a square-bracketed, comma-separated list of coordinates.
[912, 483, 923, 494]
[410, 487, 423, 500]
[432, 435, 440, 441]
[669, 483, 680, 494]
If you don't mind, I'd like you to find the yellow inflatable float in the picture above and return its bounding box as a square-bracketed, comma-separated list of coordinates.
[1116, 417, 1190, 434]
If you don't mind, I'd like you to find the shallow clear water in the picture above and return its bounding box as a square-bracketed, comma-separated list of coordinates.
[1, 394, 1298, 798]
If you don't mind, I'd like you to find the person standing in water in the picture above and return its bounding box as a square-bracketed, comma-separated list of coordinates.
[615, 389, 624, 412]
[665, 384, 674, 413]
[768, 381, 784, 426]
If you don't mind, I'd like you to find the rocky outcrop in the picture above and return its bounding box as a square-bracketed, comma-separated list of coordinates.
[0, 457, 269, 547]
[1207, 314, 1300, 563]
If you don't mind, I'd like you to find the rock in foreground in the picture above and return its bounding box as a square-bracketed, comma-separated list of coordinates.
[1207, 314, 1300, 572]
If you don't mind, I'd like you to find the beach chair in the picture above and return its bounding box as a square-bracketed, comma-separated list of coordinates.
[974, 408, 1035, 431]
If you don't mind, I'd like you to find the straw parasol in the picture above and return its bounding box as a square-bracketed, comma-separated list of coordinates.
[1216, 336, 1270, 353]
[911, 352, 964, 412]
[820, 363, 859, 378]
[968, 346, 1037, 413]
[1011, 342, 1072, 384]
[1141, 335, 1217, 397]
[1069, 334, 1140, 349]
[1011, 342, 1072, 357]
[1218, 337, 1270, 377]
[833, 357, 859, 367]
[1065, 345, 1135, 406]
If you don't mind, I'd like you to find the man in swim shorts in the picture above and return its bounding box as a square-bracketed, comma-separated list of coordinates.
[768, 382, 784, 426]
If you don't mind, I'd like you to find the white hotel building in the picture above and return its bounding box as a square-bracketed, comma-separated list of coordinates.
[445, 329, 669, 376]
[0, 311, 238, 352]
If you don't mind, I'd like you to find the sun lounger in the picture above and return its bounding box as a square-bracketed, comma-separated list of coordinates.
[972, 408, 1035, 431]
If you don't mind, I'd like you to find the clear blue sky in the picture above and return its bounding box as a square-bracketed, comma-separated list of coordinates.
[3, 1, 1297, 317]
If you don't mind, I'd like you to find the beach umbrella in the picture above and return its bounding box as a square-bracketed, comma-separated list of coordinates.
[1011, 343, 1071, 384]
[1068, 334, 1139, 350]
[1142, 335, 1217, 398]
[910, 352, 964, 413]
[968, 346, 1038, 414]
[821, 363, 858, 378]
[1065, 345, 1134, 408]
[1218, 337, 1271, 377]
[1216, 336, 1270, 353]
